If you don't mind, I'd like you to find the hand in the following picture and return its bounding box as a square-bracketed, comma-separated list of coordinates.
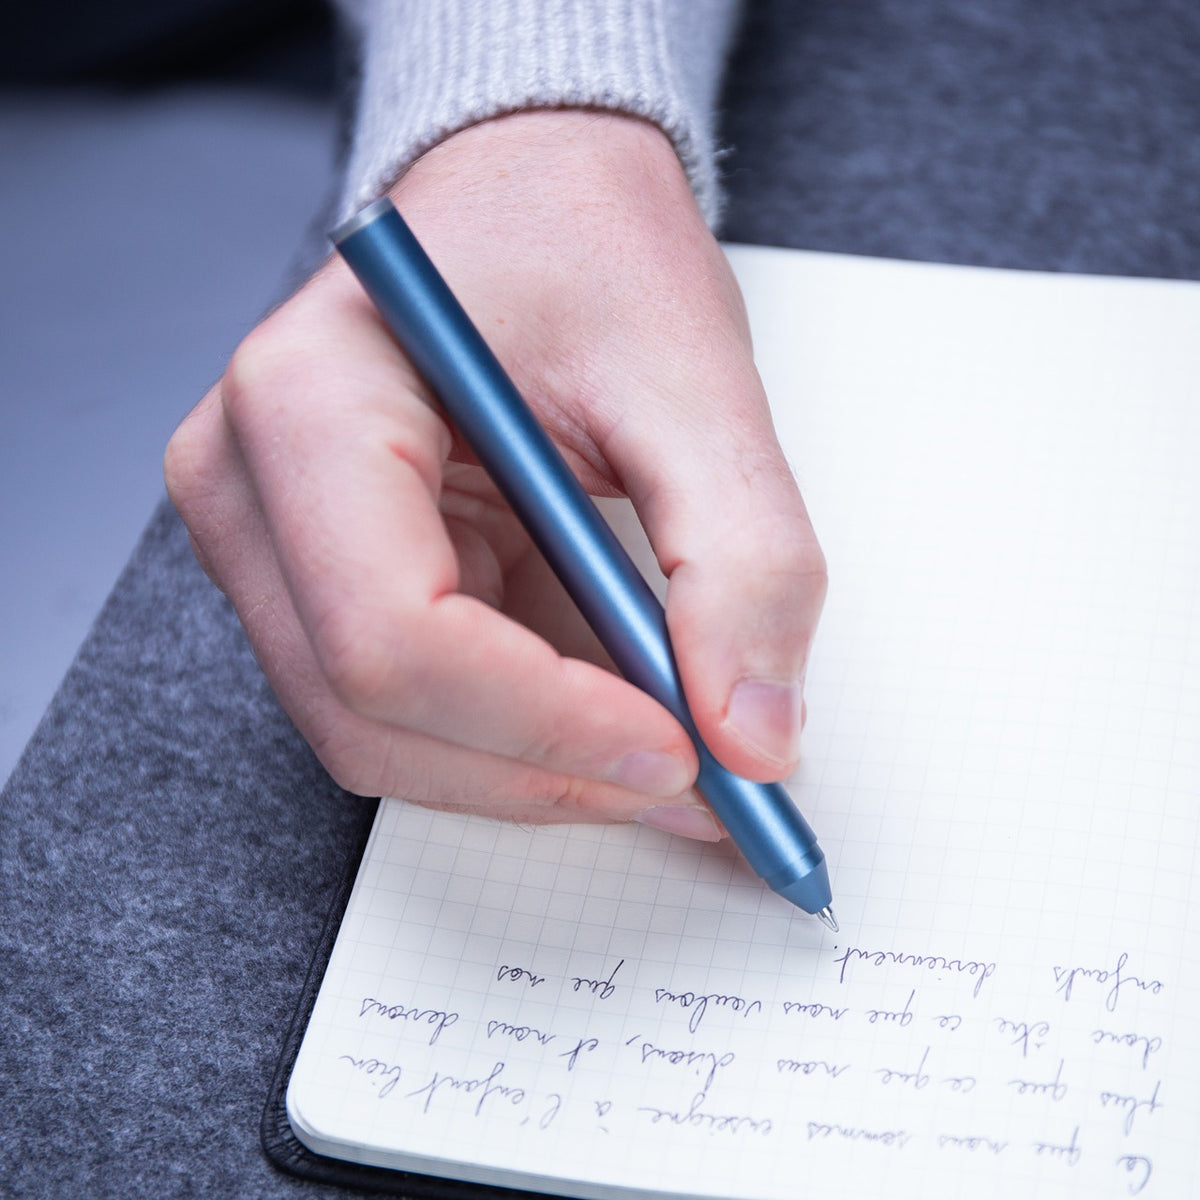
[164, 110, 826, 836]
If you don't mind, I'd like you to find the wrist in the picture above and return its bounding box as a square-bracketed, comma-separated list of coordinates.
[389, 109, 709, 250]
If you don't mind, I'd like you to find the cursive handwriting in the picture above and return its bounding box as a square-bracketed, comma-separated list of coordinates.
[321, 927, 1181, 1191]
[486, 1019, 554, 1046]
[875, 1045, 931, 1090]
[338, 1053, 404, 1098]
[867, 988, 915, 1027]
[571, 959, 624, 1001]
[406, 1060, 525, 1116]
[636, 1039, 735, 1091]
[497, 964, 545, 988]
[1052, 953, 1164, 1013]
[941, 1074, 977, 1093]
[638, 1092, 771, 1136]
[1116, 1155, 1153, 1195]
[994, 1017, 1050, 1058]
[1033, 1125, 1081, 1167]
[777, 1058, 850, 1079]
[1009, 1058, 1068, 1102]
[781, 1001, 848, 1021]
[536, 1092, 562, 1130]
[558, 1036, 600, 1071]
[938, 1133, 1007, 1154]
[359, 996, 459, 1046]
[806, 1122, 911, 1148]
[654, 987, 763, 1034]
[1100, 1081, 1163, 1135]
[835, 945, 997, 999]
[1092, 1028, 1163, 1070]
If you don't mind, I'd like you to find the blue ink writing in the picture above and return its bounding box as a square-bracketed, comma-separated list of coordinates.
[558, 1037, 599, 1071]
[497, 964, 545, 988]
[777, 1058, 850, 1079]
[867, 988, 915, 1028]
[994, 1017, 1050, 1058]
[1116, 1155, 1152, 1195]
[639, 1041, 736, 1091]
[1008, 1059, 1068, 1102]
[835, 945, 996, 999]
[938, 1134, 1007, 1154]
[571, 959, 624, 1001]
[359, 996, 458, 1046]
[1033, 1125, 1081, 1167]
[875, 1045, 931, 1091]
[639, 1092, 771, 1136]
[486, 1019, 555, 1046]
[1092, 1028, 1163, 1070]
[1100, 1081, 1163, 1135]
[339, 1053, 404, 1099]
[1052, 953, 1164, 1013]
[806, 1123, 911, 1148]
[406, 1060, 525, 1116]
[654, 987, 763, 1034]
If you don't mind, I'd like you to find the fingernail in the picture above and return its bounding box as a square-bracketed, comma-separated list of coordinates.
[634, 804, 723, 842]
[606, 751, 692, 797]
[725, 678, 803, 767]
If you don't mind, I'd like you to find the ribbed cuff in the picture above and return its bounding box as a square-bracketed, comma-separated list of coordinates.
[335, 0, 742, 226]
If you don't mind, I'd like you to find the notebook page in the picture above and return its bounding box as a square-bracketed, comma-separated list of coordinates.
[287, 249, 1200, 1200]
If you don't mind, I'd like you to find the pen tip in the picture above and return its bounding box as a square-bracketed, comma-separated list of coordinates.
[815, 906, 839, 933]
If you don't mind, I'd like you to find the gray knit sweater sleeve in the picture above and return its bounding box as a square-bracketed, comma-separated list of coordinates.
[335, 0, 744, 225]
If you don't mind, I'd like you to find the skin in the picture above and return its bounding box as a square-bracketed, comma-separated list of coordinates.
[164, 109, 826, 838]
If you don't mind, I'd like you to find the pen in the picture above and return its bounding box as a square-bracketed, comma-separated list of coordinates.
[332, 198, 837, 929]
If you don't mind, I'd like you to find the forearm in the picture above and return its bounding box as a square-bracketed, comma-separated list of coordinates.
[334, 0, 744, 224]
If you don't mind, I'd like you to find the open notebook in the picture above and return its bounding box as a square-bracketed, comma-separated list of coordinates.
[284, 248, 1199, 1199]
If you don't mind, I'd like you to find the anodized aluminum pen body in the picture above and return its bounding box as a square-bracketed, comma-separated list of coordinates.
[332, 199, 833, 917]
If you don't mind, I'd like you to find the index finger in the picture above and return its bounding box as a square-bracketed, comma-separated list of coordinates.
[220, 264, 699, 793]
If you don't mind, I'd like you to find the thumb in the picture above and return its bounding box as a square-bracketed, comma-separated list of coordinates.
[612, 354, 826, 784]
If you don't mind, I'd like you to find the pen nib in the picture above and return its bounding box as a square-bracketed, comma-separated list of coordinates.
[815, 906, 839, 933]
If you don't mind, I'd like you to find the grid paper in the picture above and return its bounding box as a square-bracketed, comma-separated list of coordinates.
[287, 248, 1200, 1200]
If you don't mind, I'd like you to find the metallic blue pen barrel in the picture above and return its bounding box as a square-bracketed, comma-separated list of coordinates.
[332, 199, 832, 916]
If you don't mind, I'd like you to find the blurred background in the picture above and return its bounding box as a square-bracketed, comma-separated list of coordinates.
[2, 1, 1196, 786]
[0, 1, 338, 782]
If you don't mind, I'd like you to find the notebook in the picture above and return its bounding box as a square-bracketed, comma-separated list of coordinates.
[281, 247, 1199, 1199]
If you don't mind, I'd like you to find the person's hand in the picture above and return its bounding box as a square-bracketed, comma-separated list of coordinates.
[164, 110, 826, 837]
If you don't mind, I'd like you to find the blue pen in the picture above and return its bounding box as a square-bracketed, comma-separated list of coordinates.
[332, 198, 836, 928]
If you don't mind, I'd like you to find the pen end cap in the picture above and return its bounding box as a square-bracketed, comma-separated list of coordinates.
[330, 197, 396, 247]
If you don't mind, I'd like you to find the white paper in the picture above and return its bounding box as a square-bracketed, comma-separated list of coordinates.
[288, 248, 1200, 1200]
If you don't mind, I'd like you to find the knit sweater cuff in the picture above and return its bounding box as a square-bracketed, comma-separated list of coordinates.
[336, 0, 742, 227]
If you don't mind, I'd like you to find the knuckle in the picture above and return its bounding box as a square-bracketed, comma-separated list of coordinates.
[521, 770, 593, 817]
[458, 761, 591, 821]
[750, 504, 828, 595]
[513, 723, 570, 774]
[309, 603, 424, 722]
[220, 309, 326, 435]
[220, 323, 284, 426]
[162, 428, 197, 513]
[311, 606, 402, 716]
[304, 704, 415, 800]
[781, 532, 828, 594]
[163, 395, 219, 516]
[309, 726, 379, 798]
